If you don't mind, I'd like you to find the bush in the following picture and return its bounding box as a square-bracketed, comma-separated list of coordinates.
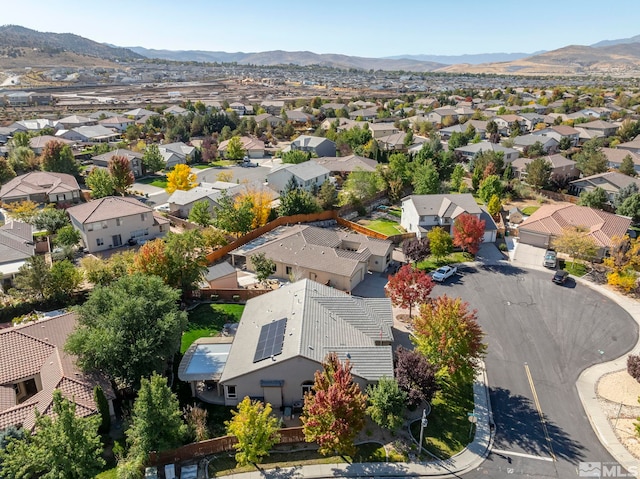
[628, 355, 640, 382]
[498, 243, 508, 252]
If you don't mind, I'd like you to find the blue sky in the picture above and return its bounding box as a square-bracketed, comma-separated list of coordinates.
[2, 0, 640, 57]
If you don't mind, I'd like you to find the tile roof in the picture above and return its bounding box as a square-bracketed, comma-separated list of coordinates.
[92, 148, 142, 163]
[28, 135, 74, 149]
[0, 221, 34, 263]
[67, 196, 153, 224]
[0, 312, 114, 430]
[0, 171, 80, 201]
[602, 148, 640, 166]
[221, 279, 394, 383]
[570, 171, 640, 191]
[518, 204, 632, 248]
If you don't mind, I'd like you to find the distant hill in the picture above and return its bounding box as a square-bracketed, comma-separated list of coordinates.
[384, 52, 545, 65]
[591, 34, 640, 48]
[130, 46, 445, 72]
[0, 25, 143, 61]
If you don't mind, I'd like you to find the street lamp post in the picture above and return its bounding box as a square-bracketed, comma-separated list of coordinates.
[418, 408, 428, 459]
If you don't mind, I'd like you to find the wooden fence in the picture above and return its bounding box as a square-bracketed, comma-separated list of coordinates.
[148, 427, 306, 467]
[167, 214, 203, 231]
[190, 288, 272, 302]
[205, 210, 338, 264]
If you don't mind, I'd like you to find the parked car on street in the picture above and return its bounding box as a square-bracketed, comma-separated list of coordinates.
[552, 270, 569, 285]
[431, 265, 457, 282]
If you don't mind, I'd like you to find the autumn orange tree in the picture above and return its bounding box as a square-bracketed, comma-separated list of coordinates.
[166, 164, 197, 194]
[301, 353, 367, 457]
[385, 264, 434, 318]
[412, 295, 486, 383]
[108, 155, 135, 196]
[133, 239, 169, 279]
[453, 213, 485, 255]
[236, 185, 275, 229]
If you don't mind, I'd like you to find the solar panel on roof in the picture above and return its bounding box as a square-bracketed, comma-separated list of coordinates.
[253, 318, 287, 363]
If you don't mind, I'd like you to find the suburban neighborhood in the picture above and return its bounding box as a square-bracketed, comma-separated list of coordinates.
[1, 16, 640, 479]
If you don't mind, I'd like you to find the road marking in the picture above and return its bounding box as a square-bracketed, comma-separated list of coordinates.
[492, 448, 554, 462]
[524, 363, 556, 461]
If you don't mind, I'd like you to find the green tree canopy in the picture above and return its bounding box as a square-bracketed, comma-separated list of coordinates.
[225, 136, 246, 160]
[619, 154, 637, 177]
[341, 169, 384, 203]
[86, 168, 115, 199]
[281, 150, 311, 164]
[578, 187, 608, 209]
[213, 191, 256, 236]
[188, 199, 213, 227]
[524, 157, 552, 189]
[0, 157, 16, 183]
[366, 377, 407, 431]
[278, 187, 322, 216]
[478, 175, 504, 203]
[40, 141, 79, 176]
[250, 252, 275, 284]
[0, 390, 104, 479]
[32, 207, 70, 234]
[142, 143, 165, 173]
[225, 397, 281, 466]
[65, 274, 187, 389]
[575, 139, 608, 176]
[617, 193, 640, 223]
[108, 155, 135, 196]
[412, 161, 441, 195]
[426, 226, 453, 259]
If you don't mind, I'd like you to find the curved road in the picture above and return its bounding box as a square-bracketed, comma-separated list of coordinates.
[434, 264, 638, 478]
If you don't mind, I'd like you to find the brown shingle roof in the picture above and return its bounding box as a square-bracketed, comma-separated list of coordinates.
[0, 171, 80, 201]
[67, 196, 152, 224]
[518, 204, 632, 248]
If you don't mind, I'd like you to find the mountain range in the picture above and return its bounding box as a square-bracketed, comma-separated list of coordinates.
[2, 25, 640, 75]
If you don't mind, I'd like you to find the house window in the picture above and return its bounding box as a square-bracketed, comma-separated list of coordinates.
[101, 221, 108, 229]
[286, 266, 292, 275]
[302, 381, 314, 396]
[226, 385, 237, 399]
[87, 223, 94, 232]
[140, 213, 148, 222]
[97, 238, 104, 246]
[116, 218, 123, 227]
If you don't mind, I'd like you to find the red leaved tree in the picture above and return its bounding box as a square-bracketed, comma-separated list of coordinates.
[394, 346, 439, 409]
[453, 213, 485, 255]
[412, 295, 487, 382]
[301, 353, 367, 457]
[385, 264, 434, 318]
[108, 155, 135, 196]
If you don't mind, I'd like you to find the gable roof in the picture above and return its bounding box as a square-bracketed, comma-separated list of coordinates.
[602, 148, 640, 166]
[67, 196, 152, 224]
[291, 135, 334, 149]
[512, 154, 576, 171]
[0, 221, 34, 264]
[204, 261, 237, 282]
[570, 171, 640, 191]
[314, 154, 377, 173]
[92, 148, 142, 163]
[0, 312, 114, 431]
[28, 135, 74, 150]
[518, 204, 632, 248]
[403, 194, 482, 218]
[220, 279, 394, 383]
[269, 160, 330, 182]
[0, 171, 80, 201]
[160, 142, 195, 157]
[454, 141, 518, 157]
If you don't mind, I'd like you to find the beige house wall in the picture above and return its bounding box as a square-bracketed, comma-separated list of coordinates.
[251, 259, 365, 292]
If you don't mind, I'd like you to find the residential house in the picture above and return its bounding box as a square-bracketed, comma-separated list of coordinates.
[123, 108, 158, 120]
[511, 154, 579, 182]
[533, 125, 580, 148]
[180, 279, 394, 407]
[569, 172, 640, 203]
[319, 117, 359, 132]
[427, 107, 458, 125]
[0, 221, 35, 288]
[11, 119, 59, 133]
[28, 136, 74, 155]
[56, 125, 119, 143]
[0, 126, 20, 145]
[67, 196, 169, 253]
[615, 136, 640, 155]
[0, 171, 81, 204]
[163, 105, 189, 116]
[57, 115, 96, 129]
[91, 149, 144, 178]
[348, 107, 378, 121]
[98, 116, 135, 133]
[229, 102, 248, 115]
[367, 123, 399, 139]
[602, 147, 640, 174]
[88, 110, 119, 120]
[377, 132, 408, 152]
[286, 135, 336, 158]
[261, 100, 285, 115]
[318, 102, 347, 113]
[201, 261, 238, 289]
[254, 113, 285, 128]
[0, 312, 115, 431]
[400, 194, 497, 243]
[577, 120, 619, 138]
[519, 113, 545, 132]
[512, 134, 559, 155]
[517, 204, 632, 258]
[285, 110, 314, 125]
[159, 142, 195, 168]
[267, 161, 330, 194]
[494, 115, 525, 136]
[454, 142, 520, 164]
[314, 154, 378, 176]
[218, 136, 265, 159]
[230, 225, 394, 292]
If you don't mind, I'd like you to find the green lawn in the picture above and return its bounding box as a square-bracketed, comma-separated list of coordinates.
[562, 261, 587, 277]
[137, 175, 168, 188]
[361, 218, 404, 236]
[521, 206, 539, 216]
[388, 207, 402, 218]
[193, 163, 213, 170]
[210, 160, 236, 167]
[410, 379, 474, 459]
[181, 303, 245, 353]
[417, 252, 473, 272]
[94, 469, 117, 479]
[209, 443, 397, 477]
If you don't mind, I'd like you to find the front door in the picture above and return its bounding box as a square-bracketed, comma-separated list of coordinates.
[112, 234, 122, 247]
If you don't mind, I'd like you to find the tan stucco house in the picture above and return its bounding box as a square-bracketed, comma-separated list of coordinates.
[0, 171, 81, 204]
[67, 196, 169, 253]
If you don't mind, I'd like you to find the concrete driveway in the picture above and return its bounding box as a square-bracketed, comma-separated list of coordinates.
[511, 241, 547, 270]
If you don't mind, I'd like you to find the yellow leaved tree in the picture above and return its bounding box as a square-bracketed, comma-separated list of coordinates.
[235, 184, 276, 228]
[165, 164, 197, 194]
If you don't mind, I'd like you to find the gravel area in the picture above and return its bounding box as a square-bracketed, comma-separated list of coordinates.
[596, 370, 640, 459]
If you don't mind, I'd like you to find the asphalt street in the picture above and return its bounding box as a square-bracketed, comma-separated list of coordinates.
[439, 264, 637, 479]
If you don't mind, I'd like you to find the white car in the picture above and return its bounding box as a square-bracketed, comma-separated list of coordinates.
[431, 265, 457, 282]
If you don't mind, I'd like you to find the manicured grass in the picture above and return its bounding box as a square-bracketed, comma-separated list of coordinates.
[388, 207, 402, 218]
[208, 443, 395, 477]
[181, 303, 244, 353]
[562, 261, 587, 277]
[410, 379, 474, 459]
[521, 206, 540, 216]
[361, 218, 404, 236]
[417, 252, 473, 272]
[94, 469, 117, 479]
[137, 175, 168, 188]
[193, 163, 213, 170]
[210, 160, 235, 167]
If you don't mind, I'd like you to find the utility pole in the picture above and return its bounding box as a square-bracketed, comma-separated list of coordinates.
[418, 408, 428, 459]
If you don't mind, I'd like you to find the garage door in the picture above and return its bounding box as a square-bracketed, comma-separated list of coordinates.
[519, 229, 550, 248]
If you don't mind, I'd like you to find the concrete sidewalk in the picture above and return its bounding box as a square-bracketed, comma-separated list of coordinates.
[216, 365, 493, 479]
